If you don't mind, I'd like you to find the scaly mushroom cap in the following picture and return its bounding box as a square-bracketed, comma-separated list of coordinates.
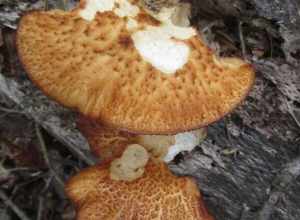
[17, 1, 255, 134]
[66, 160, 214, 220]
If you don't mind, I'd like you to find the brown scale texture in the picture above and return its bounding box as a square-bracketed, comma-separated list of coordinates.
[17, 6, 255, 135]
[77, 116, 137, 163]
[66, 161, 214, 220]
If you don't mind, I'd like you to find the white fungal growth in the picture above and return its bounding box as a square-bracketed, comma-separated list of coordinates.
[80, 0, 139, 21]
[79, 0, 115, 21]
[132, 28, 191, 74]
[137, 129, 206, 163]
[132, 6, 196, 75]
[164, 129, 206, 162]
[110, 144, 150, 181]
[114, 0, 140, 17]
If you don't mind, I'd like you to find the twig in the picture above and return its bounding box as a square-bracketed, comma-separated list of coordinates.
[35, 123, 51, 166]
[0, 106, 23, 114]
[238, 21, 247, 59]
[0, 189, 31, 220]
[0, 167, 40, 176]
[35, 123, 65, 187]
[62, 141, 96, 166]
[37, 196, 44, 220]
[44, 0, 49, 10]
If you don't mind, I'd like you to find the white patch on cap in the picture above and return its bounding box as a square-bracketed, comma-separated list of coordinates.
[132, 28, 190, 74]
[114, 0, 140, 17]
[132, 24, 195, 75]
[164, 130, 202, 162]
[80, 0, 115, 21]
[131, 6, 196, 75]
[80, 0, 139, 21]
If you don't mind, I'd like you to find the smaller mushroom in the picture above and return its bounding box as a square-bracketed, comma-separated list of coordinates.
[66, 160, 214, 220]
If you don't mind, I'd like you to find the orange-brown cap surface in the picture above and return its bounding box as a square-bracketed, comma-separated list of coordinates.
[66, 160, 214, 220]
[17, 2, 255, 134]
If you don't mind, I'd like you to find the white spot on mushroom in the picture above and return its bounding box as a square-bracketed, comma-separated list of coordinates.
[80, 0, 139, 21]
[137, 129, 206, 163]
[137, 135, 175, 160]
[114, 0, 140, 17]
[131, 6, 196, 75]
[110, 144, 150, 181]
[132, 28, 191, 75]
[79, 0, 116, 21]
[164, 129, 206, 162]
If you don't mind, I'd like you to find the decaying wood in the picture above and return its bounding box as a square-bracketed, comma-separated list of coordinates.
[0, 0, 299, 219]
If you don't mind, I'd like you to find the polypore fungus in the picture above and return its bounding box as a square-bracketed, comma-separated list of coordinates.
[66, 160, 214, 220]
[17, 0, 255, 134]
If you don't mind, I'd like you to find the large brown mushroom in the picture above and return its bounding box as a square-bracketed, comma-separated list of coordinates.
[16, 0, 255, 135]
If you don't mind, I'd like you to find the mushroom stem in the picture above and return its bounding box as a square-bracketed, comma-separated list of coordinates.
[78, 115, 208, 163]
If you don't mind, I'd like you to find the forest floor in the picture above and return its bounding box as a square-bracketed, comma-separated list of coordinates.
[0, 0, 300, 220]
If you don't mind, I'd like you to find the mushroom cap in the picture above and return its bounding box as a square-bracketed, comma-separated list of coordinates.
[65, 160, 214, 220]
[17, 4, 255, 135]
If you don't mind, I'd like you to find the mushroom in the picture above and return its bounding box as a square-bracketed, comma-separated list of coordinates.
[16, 0, 255, 135]
[16, 1, 254, 219]
[66, 160, 214, 220]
